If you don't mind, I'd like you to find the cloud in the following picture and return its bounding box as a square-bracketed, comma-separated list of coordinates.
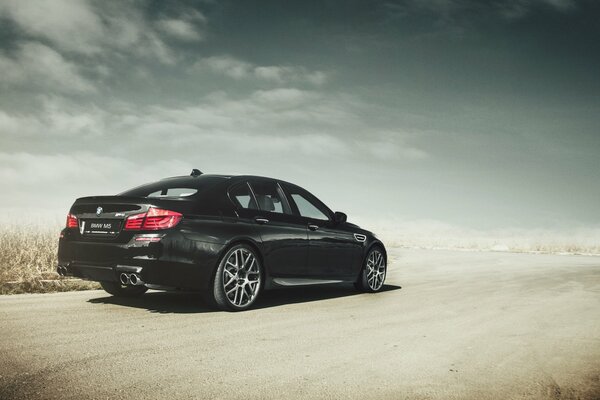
[382, 0, 579, 22]
[0, 89, 427, 182]
[157, 11, 206, 42]
[496, 0, 577, 19]
[542, 0, 576, 10]
[251, 88, 317, 104]
[194, 55, 328, 85]
[197, 55, 252, 79]
[366, 139, 428, 161]
[0, 0, 104, 55]
[0, 0, 205, 64]
[254, 66, 328, 85]
[0, 42, 95, 92]
[157, 19, 203, 41]
[0, 97, 112, 148]
[0, 151, 194, 215]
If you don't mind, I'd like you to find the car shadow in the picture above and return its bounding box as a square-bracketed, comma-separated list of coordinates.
[87, 284, 402, 314]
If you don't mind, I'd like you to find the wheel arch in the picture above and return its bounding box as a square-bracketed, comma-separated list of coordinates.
[365, 239, 387, 261]
[353, 239, 387, 281]
[353, 239, 388, 291]
[211, 237, 267, 285]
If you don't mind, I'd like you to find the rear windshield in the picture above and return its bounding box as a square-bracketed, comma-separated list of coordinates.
[119, 176, 226, 198]
[147, 187, 198, 197]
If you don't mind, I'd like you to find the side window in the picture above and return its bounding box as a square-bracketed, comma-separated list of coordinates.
[229, 183, 257, 210]
[249, 181, 290, 214]
[290, 193, 329, 220]
[284, 185, 330, 221]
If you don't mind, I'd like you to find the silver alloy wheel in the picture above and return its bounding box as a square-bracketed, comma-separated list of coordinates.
[222, 247, 261, 307]
[366, 250, 386, 291]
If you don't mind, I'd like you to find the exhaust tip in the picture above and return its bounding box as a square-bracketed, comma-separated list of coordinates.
[119, 273, 130, 285]
[130, 273, 144, 286]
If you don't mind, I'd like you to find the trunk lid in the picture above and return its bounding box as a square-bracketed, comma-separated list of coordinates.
[68, 195, 195, 243]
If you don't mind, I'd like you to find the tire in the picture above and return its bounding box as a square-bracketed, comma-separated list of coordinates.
[212, 244, 263, 311]
[355, 246, 387, 293]
[100, 281, 148, 297]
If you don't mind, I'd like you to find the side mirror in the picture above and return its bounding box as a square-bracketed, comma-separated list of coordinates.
[334, 211, 347, 224]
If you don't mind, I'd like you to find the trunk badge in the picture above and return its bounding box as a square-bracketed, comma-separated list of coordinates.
[96, 207, 103, 216]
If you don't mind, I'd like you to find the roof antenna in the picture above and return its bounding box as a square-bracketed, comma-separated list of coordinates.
[190, 169, 203, 177]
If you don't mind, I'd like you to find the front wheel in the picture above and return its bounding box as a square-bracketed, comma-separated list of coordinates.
[100, 281, 148, 297]
[355, 247, 387, 292]
[212, 244, 263, 311]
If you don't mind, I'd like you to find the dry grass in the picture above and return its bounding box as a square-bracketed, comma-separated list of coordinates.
[0, 225, 99, 295]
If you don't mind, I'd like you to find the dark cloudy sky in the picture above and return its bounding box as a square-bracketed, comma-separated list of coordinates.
[0, 0, 598, 230]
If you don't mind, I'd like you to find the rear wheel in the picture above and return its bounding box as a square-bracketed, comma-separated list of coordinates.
[212, 244, 263, 311]
[355, 247, 386, 292]
[100, 281, 148, 297]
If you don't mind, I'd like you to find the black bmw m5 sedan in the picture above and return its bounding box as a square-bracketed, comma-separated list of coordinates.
[57, 170, 387, 311]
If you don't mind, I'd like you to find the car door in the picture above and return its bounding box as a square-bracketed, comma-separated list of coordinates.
[237, 179, 309, 278]
[281, 183, 362, 280]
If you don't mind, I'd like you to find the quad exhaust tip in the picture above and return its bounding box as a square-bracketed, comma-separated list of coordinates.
[57, 266, 67, 276]
[119, 272, 144, 286]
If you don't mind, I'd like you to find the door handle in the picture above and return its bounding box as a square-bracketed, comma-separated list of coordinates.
[255, 218, 269, 225]
[308, 224, 319, 231]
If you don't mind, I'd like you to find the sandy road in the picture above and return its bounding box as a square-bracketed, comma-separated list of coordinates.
[0, 248, 599, 400]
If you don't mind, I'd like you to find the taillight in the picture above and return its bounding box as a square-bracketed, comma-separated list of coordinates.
[124, 212, 145, 230]
[144, 207, 182, 229]
[66, 214, 78, 228]
[124, 208, 182, 231]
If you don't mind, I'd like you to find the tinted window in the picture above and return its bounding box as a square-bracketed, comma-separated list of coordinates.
[147, 187, 198, 197]
[120, 176, 226, 197]
[229, 183, 257, 210]
[250, 181, 290, 214]
[290, 193, 329, 220]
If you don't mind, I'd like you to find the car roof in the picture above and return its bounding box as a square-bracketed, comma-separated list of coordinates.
[125, 173, 332, 216]
[161, 174, 293, 185]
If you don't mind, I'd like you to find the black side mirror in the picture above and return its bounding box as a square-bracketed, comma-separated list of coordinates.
[334, 211, 347, 224]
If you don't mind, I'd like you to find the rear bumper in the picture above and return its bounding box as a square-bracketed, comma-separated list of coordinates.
[64, 263, 115, 282]
[58, 229, 226, 290]
[58, 260, 214, 290]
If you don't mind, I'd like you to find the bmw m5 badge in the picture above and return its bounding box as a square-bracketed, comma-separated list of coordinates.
[96, 207, 103, 216]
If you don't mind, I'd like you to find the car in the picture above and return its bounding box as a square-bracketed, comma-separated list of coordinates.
[57, 170, 388, 311]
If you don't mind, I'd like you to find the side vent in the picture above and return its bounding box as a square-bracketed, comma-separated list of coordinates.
[354, 233, 367, 243]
